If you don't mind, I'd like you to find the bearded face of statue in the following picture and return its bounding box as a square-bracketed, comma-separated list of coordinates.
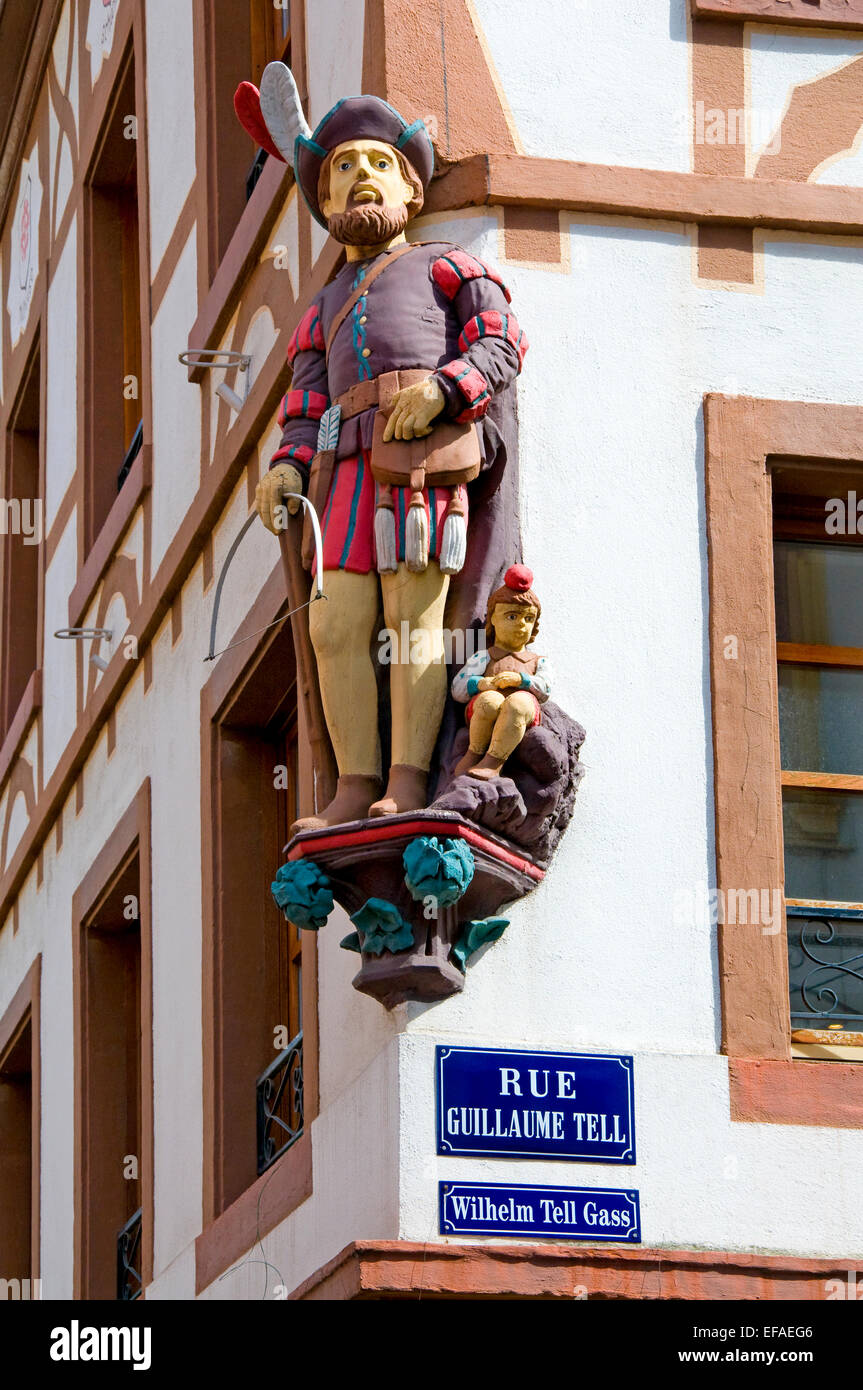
[320, 139, 424, 247]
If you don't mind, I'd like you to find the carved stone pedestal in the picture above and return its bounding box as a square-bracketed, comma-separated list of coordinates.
[284, 811, 544, 1008]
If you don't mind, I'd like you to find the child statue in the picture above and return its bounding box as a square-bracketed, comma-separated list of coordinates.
[451, 565, 551, 780]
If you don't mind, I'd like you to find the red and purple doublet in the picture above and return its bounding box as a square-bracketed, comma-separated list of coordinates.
[270, 243, 528, 573]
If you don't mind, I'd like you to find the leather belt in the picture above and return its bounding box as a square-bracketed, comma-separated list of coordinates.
[335, 369, 431, 422]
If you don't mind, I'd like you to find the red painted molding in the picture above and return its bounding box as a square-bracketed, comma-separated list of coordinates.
[730, 1058, 863, 1128]
[290, 1238, 863, 1301]
[288, 819, 545, 880]
[0, 670, 41, 795]
[68, 446, 151, 628]
[195, 1135, 313, 1295]
[426, 153, 863, 236]
[692, 0, 863, 29]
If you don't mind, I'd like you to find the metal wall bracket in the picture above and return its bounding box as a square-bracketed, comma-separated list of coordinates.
[54, 626, 114, 673]
[178, 348, 252, 414]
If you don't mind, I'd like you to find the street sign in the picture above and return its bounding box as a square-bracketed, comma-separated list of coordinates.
[439, 1181, 641, 1242]
[436, 1045, 636, 1163]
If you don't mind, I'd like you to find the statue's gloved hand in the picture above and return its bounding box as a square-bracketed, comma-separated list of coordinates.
[256, 463, 304, 533]
[382, 377, 445, 442]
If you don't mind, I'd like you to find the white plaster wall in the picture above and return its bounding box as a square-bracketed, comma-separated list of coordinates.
[3, 792, 30, 871]
[144, 0, 198, 272]
[143, 611, 205, 1277]
[384, 207, 863, 1256]
[41, 515, 79, 784]
[44, 221, 78, 532]
[305, 0, 365, 128]
[149, 231, 201, 573]
[472, 0, 691, 171]
[399, 1036, 863, 1260]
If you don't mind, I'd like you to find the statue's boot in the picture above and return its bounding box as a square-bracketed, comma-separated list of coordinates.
[452, 748, 483, 777]
[467, 753, 505, 781]
[369, 764, 428, 817]
[291, 775, 382, 835]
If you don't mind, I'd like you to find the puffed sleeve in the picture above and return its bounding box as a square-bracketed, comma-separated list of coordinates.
[521, 655, 551, 703]
[451, 648, 489, 703]
[430, 251, 528, 424]
[269, 301, 330, 487]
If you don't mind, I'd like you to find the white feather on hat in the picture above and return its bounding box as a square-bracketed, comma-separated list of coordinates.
[259, 62, 311, 166]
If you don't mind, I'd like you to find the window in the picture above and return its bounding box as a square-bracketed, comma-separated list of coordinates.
[703, 392, 863, 1105]
[249, 0, 292, 88]
[0, 960, 40, 1298]
[207, 615, 302, 1213]
[83, 46, 143, 551]
[200, 2, 293, 274]
[773, 464, 863, 1057]
[1, 338, 41, 744]
[73, 784, 151, 1299]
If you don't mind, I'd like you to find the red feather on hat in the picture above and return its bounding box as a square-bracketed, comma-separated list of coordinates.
[233, 82, 286, 164]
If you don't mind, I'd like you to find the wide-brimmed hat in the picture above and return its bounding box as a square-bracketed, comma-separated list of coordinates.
[296, 96, 434, 227]
[234, 66, 434, 229]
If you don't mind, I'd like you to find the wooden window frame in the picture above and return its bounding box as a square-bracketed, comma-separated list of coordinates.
[72, 780, 153, 1298]
[704, 393, 863, 1125]
[198, 560, 317, 1294]
[192, 0, 308, 291]
[81, 39, 147, 558]
[0, 956, 41, 1288]
[249, 0, 293, 88]
[1, 333, 44, 751]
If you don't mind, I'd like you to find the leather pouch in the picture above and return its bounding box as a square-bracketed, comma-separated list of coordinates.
[370, 371, 482, 491]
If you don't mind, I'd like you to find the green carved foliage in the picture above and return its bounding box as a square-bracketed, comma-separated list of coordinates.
[452, 918, 510, 971]
[350, 898, 415, 956]
[402, 835, 475, 906]
[271, 858, 334, 931]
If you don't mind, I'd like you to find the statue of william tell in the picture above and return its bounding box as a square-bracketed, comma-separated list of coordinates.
[240, 75, 528, 831]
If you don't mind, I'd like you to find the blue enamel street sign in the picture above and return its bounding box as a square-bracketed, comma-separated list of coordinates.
[436, 1045, 635, 1163]
[439, 1182, 641, 1242]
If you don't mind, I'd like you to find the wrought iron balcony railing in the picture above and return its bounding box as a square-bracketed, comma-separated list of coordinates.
[256, 1031, 303, 1175]
[117, 419, 143, 492]
[787, 905, 863, 1029]
[117, 1207, 143, 1301]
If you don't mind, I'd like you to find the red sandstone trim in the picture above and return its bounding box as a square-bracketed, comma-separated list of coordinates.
[287, 819, 545, 880]
[692, 0, 863, 28]
[730, 1058, 863, 1128]
[426, 154, 863, 235]
[289, 1238, 863, 1301]
[0, 670, 41, 796]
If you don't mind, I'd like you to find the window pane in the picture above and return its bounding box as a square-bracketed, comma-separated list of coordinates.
[774, 540, 863, 647]
[787, 911, 863, 1027]
[783, 787, 863, 903]
[778, 664, 863, 774]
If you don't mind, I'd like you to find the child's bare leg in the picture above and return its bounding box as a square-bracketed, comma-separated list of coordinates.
[469, 691, 537, 780]
[453, 690, 504, 776]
